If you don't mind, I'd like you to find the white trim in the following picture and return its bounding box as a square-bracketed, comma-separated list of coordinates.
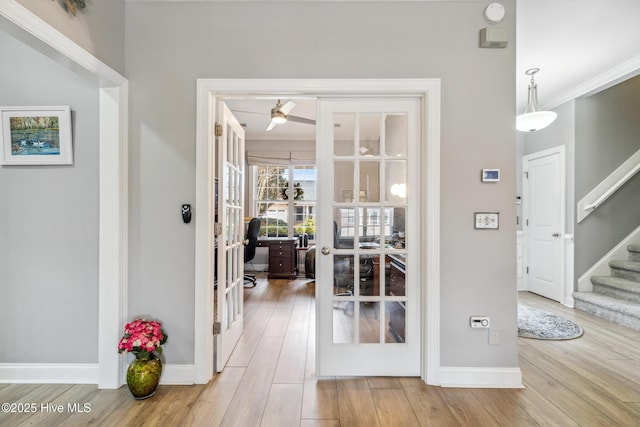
[564, 234, 575, 307]
[577, 148, 640, 223]
[522, 145, 567, 304]
[0, 2, 128, 389]
[159, 364, 195, 385]
[439, 367, 523, 389]
[544, 53, 640, 111]
[577, 224, 640, 292]
[517, 231, 525, 290]
[422, 85, 441, 385]
[0, 364, 99, 384]
[194, 79, 441, 385]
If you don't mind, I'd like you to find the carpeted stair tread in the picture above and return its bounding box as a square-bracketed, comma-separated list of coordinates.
[573, 292, 640, 316]
[628, 244, 640, 261]
[590, 276, 640, 304]
[609, 260, 640, 272]
[590, 276, 640, 293]
[627, 244, 640, 253]
[609, 260, 640, 281]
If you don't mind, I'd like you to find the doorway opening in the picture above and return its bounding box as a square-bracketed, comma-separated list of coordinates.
[194, 79, 441, 386]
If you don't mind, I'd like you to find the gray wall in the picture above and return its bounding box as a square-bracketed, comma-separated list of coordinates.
[16, 0, 126, 74]
[126, 1, 518, 368]
[0, 31, 99, 363]
[574, 75, 640, 277]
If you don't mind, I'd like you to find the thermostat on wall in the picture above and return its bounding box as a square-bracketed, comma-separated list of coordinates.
[481, 169, 500, 182]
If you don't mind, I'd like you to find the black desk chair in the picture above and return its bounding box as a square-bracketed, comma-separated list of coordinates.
[244, 217, 261, 287]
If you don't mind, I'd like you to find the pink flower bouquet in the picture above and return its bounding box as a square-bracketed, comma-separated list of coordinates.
[117, 318, 168, 360]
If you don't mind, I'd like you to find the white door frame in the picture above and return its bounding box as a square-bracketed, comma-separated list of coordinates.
[0, 2, 128, 388]
[522, 145, 567, 304]
[194, 79, 441, 385]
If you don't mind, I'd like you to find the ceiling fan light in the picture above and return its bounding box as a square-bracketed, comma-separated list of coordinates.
[516, 111, 557, 132]
[271, 109, 287, 124]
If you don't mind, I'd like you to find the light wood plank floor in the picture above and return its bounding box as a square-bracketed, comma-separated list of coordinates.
[2, 279, 640, 426]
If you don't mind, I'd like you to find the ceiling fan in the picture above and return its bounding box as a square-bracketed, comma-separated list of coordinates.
[233, 99, 316, 131]
[266, 99, 316, 131]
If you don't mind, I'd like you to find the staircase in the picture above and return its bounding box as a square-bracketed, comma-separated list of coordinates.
[574, 244, 640, 331]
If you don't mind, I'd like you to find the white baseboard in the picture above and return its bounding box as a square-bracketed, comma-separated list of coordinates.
[0, 363, 99, 384]
[159, 364, 195, 385]
[0, 363, 195, 386]
[439, 366, 523, 388]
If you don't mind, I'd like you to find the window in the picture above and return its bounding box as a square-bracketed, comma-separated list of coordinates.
[254, 165, 316, 240]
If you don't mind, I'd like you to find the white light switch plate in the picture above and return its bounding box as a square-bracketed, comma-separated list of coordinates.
[475, 212, 499, 229]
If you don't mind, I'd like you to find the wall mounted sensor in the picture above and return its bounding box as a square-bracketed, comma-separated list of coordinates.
[182, 204, 192, 224]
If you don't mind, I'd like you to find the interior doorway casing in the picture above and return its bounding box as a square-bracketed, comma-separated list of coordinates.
[1, 1, 128, 389]
[194, 79, 441, 385]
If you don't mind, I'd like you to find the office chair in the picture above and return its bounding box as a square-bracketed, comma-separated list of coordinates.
[244, 217, 261, 287]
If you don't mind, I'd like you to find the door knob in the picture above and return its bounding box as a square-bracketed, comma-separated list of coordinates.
[321, 246, 331, 255]
[551, 232, 561, 237]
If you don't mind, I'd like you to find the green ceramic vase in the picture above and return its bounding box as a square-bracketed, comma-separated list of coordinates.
[126, 354, 162, 399]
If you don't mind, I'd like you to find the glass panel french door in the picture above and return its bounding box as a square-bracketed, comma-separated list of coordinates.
[216, 102, 245, 371]
[316, 98, 420, 376]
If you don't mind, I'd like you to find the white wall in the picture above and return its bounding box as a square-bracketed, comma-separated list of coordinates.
[0, 31, 100, 363]
[126, 1, 518, 369]
[16, 0, 126, 74]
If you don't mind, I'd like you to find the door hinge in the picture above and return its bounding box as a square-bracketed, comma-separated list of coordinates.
[215, 122, 223, 137]
[213, 321, 221, 335]
[214, 222, 222, 236]
[526, 219, 529, 226]
[524, 171, 529, 179]
[526, 266, 529, 274]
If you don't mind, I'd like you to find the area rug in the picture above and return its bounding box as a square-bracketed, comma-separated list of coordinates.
[518, 305, 584, 340]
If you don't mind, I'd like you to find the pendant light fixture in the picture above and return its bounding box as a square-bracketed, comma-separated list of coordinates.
[516, 68, 557, 132]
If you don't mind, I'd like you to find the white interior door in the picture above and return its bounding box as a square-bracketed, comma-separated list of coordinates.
[524, 147, 565, 303]
[216, 102, 245, 371]
[316, 98, 421, 376]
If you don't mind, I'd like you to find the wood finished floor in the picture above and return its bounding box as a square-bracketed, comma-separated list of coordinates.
[2, 279, 640, 426]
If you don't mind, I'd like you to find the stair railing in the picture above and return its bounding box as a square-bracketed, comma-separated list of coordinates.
[577, 148, 640, 223]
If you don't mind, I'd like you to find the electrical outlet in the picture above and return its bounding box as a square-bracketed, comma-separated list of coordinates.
[489, 328, 502, 346]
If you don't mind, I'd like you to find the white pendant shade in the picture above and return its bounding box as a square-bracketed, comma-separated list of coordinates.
[516, 68, 557, 132]
[516, 110, 557, 132]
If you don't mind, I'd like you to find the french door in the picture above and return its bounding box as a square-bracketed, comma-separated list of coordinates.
[316, 98, 421, 376]
[215, 102, 245, 371]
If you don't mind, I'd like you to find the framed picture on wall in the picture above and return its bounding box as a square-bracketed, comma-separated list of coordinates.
[0, 106, 73, 165]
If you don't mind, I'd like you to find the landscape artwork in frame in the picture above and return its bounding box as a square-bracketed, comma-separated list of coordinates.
[0, 106, 73, 165]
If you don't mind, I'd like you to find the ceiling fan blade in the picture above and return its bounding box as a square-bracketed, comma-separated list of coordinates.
[287, 115, 316, 125]
[232, 109, 268, 116]
[266, 119, 277, 131]
[280, 101, 296, 115]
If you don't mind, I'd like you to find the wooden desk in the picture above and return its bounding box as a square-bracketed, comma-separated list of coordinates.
[257, 238, 298, 280]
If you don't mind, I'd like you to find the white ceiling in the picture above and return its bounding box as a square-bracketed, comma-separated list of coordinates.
[226, 1, 640, 141]
[516, 0, 640, 112]
[224, 97, 317, 141]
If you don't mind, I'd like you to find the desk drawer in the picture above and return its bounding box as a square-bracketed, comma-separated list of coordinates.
[269, 256, 294, 272]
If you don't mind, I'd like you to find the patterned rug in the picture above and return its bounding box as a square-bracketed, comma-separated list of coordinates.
[518, 305, 584, 340]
